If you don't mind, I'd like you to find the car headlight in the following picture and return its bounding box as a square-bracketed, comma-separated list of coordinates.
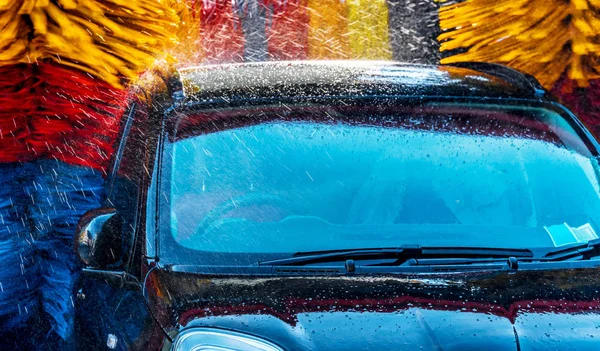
[172, 328, 284, 351]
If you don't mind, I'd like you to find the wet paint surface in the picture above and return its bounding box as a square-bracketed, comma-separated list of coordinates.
[142, 268, 600, 350]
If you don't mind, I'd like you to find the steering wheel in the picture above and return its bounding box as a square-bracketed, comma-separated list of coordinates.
[194, 193, 289, 235]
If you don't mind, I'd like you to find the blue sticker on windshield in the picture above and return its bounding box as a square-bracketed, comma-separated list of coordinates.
[544, 223, 598, 247]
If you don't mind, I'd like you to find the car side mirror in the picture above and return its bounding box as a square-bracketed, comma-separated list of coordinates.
[75, 208, 124, 269]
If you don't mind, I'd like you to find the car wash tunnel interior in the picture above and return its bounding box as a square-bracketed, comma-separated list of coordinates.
[1, 0, 600, 349]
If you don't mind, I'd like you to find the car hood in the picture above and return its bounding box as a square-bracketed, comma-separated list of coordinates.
[146, 268, 600, 350]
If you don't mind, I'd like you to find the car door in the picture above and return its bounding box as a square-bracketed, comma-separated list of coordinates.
[74, 98, 162, 350]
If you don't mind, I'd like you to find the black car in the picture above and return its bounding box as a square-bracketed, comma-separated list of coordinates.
[74, 61, 600, 351]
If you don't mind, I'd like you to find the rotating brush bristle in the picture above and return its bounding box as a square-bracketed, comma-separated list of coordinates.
[0, 0, 179, 88]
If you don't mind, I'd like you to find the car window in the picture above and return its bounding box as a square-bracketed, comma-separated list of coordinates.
[160, 103, 600, 261]
[108, 102, 152, 267]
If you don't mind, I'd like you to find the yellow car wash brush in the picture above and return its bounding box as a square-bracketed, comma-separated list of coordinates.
[438, 0, 600, 89]
[0, 0, 179, 88]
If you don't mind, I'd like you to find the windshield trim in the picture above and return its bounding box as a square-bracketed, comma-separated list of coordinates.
[165, 258, 600, 275]
[166, 96, 600, 157]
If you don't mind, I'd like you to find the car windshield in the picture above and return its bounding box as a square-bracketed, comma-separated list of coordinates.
[159, 101, 600, 263]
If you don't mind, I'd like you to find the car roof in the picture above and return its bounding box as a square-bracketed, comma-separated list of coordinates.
[177, 61, 547, 105]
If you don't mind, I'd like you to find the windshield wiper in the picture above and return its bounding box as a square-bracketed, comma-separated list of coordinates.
[256, 246, 534, 267]
[542, 239, 600, 261]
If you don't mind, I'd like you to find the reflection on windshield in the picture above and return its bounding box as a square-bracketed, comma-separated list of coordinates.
[166, 107, 600, 254]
